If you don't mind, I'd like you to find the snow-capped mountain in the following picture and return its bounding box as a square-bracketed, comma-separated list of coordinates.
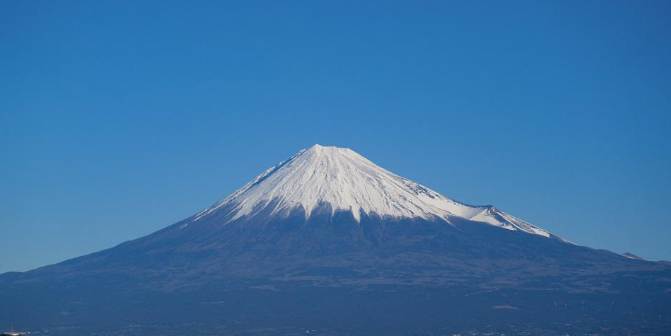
[194, 144, 551, 237]
[1, 144, 669, 336]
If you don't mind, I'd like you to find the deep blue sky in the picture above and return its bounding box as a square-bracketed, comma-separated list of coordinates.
[1, 1, 670, 273]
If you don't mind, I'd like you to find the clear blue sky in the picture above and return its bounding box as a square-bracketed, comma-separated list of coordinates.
[1, 1, 670, 273]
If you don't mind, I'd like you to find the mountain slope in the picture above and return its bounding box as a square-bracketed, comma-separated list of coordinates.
[1, 145, 669, 336]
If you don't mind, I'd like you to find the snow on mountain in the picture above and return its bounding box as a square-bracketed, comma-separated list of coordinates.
[195, 144, 551, 238]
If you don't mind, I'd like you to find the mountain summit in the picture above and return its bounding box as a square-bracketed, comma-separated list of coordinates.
[1, 145, 669, 336]
[195, 144, 551, 237]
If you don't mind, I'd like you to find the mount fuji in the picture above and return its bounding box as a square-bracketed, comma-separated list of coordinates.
[1, 145, 669, 335]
